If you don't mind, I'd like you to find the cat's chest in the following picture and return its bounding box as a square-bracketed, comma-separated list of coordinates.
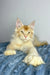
[21, 41, 33, 52]
[15, 38, 23, 44]
[22, 42, 33, 47]
[14, 38, 33, 51]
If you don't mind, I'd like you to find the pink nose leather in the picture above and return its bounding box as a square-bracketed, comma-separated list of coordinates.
[24, 36, 27, 38]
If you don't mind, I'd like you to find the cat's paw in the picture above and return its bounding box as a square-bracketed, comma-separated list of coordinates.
[4, 50, 16, 56]
[23, 55, 45, 66]
[23, 54, 33, 63]
[28, 56, 45, 66]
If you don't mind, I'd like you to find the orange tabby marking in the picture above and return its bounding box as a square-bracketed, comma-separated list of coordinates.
[4, 18, 47, 66]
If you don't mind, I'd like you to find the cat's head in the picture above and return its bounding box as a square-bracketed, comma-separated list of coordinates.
[15, 18, 35, 41]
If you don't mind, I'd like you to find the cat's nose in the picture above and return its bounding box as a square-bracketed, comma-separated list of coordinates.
[24, 35, 27, 38]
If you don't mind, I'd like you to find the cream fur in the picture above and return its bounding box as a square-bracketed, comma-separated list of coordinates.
[4, 19, 47, 66]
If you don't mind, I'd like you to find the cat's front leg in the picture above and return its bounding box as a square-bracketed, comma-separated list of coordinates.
[4, 50, 16, 55]
[23, 54, 33, 63]
[29, 56, 45, 66]
[23, 47, 39, 63]
[23, 47, 45, 66]
[23, 54, 45, 66]
[4, 41, 22, 55]
[4, 43, 17, 55]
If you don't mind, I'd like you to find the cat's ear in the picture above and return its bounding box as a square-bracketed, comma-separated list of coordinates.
[29, 21, 35, 29]
[16, 18, 23, 28]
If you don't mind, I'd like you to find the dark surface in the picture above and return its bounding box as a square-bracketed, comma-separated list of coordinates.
[0, 42, 50, 75]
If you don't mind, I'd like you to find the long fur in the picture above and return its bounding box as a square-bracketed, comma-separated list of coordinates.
[4, 18, 48, 66]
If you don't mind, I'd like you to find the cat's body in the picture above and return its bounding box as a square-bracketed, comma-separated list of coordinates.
[4, 18, 48, 66]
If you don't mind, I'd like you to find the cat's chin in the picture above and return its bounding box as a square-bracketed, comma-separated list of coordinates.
[20, 38, 29, 41]
[24, 39, 28, 41]
[19, 37, 30, 41]
[19, 36, 31, 41]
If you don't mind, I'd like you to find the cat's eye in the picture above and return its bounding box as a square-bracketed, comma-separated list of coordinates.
[21, 31, 24, 33]
[28, 32, 30, 34]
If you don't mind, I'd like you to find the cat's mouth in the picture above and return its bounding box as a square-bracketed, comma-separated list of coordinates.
[20, 38, 28, 41]
[24, 39, 27, 41]
[23, 38, 30, 41]
[19, 36, 30, 41]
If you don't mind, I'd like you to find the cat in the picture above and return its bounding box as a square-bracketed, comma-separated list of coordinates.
[4, 18, 48, 66]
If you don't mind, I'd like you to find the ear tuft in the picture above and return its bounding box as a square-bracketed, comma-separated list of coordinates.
[16, 18, 23, 28]
[29, 21, 35, 29]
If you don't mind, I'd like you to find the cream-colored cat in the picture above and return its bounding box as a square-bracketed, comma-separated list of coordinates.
[4, 18, 48, 66]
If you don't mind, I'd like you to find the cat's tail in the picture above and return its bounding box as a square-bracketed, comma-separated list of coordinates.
[34, 41, 48, 47]
[33, 35, 48, 47]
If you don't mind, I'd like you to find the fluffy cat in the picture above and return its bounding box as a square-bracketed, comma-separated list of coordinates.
[4, 18, 48, 66]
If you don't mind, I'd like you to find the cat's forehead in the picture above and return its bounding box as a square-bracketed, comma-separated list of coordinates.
[21, 25, 31, 31]
[23, 25, 29, 30]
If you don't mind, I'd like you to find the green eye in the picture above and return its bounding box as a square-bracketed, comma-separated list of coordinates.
[28, 32, 30, 34]
[21, 31, 24, 33]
